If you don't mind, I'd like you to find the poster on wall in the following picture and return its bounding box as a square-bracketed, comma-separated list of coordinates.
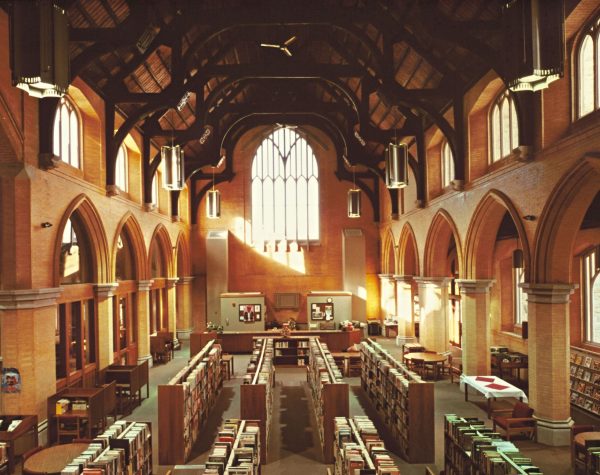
[311, 303, 334, 321]
[1, 368, 21, 393]
[239, 304, 262, 322]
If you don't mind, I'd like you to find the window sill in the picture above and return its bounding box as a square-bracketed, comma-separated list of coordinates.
[570, 108, 600, 135]
[487, 150, 523, 173]
[499, 329, 525, 340]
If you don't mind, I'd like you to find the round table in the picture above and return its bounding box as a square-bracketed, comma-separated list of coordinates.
[403, 352, 447, 379]
[574, 431, 600, 447]
[23, 443, 89, 475]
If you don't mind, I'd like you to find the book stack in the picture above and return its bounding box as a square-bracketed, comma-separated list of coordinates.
[444, 414, 543, 475]
[203, 419, 260, 475]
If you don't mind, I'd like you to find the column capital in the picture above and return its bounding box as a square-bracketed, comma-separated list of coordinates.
[456, 279, 495, 294]
[378, 273, 395, 282]
[392, 275, 413, 284]
[0, 287, 63, 310]
[177, 276, 195, 285]
[94, 283, 119, 298]
[521, 283, 578, 303]
[137, 280, 154, 292]
[414, 276, 451, 287]
[166, 277, 180, 289]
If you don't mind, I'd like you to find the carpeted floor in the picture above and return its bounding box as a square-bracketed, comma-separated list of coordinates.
[125, 338, 577, 475]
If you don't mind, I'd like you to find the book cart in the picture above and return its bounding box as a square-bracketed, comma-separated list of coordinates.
[333, 416, 401, 474]
[360, 339, 434, 463]
[60, 420, 152, 475]
[158, 339, 223, 464]
[307, 338, 349, 464]
[444, 414, 542, 474]
[241, 338, 274, 464]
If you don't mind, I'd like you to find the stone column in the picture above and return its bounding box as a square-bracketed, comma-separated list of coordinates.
[94, 283, 119, 369]
[393, 275, 415, 338]
[456, 279, 494, 376]
[137, 280, 153, 366]
[166, 277, 180, 348]
[176, 276, 194, 340]
[0, 288, 62, 420]
[378, 274, 396, 321]
[414, 277, 450, 352]
[522, 283, 576, 446]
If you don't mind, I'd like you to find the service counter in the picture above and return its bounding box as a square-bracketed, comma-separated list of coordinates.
[190, 329, 362, 355]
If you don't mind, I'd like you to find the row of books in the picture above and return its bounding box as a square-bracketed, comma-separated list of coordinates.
[61, 421, 152, 475]
[203, 419, 261, 475]
[570, 348, 600, 416]
[444, 414, 542, 475]
[334, 416, 400, 475]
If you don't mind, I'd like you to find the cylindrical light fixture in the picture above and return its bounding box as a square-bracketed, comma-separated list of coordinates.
[348, 188, 361, 218]
[10, 1, 70, 98]
[385, 142, 408, 189]
[160, 144, 185, 190]
[206, 167, 221, 219]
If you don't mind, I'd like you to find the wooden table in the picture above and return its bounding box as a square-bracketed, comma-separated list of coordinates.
[460, 375, 528, 418]
[22, 443, 89, 475]
[403, 342, 426, 353]
[330, 352, 361, 376]
[403, 352, 446, 380]
[573, 432, 600, 469]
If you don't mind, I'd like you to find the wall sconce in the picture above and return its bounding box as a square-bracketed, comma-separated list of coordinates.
[9, 1, 69, 98]
[41, 222, 53, 228]
[385, 141, 408, 189]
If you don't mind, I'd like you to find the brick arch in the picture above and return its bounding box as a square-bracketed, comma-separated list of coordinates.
[533, 153, 600, 283]
[464, 190, 531, 280]
[53, 194, 110, 286]
[174, 232, 191, 277]
[398, 222, 419, 276]
[424, 209, 463, 277]
[381, 228, 397, 274]
[111, 212, 148, 281]
[148, 224, 174, 278]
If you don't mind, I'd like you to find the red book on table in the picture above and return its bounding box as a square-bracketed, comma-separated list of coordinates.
[475, 376, 495, 382]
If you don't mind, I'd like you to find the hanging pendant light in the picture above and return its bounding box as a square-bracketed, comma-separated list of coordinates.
[348, 165, 361, 218]
[207, 167, 221, 219]
[9, 1, 69, 98]
[161, 109, 185, 190]
[502, 0, 564, 92]
[385, 137, 408, 189]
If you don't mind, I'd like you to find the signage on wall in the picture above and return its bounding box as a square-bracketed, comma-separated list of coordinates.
[239, 304, 262, 323]
[1, 368, 21, 393]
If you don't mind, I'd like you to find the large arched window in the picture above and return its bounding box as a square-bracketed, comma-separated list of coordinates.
[115, 145, 128, 192]
[251, 127, 319, 244]
[576, 19, 600, 119]
[490, 90, 519, 163]
[53, 97, 81, 168]
[114, 229, 137, 364]
[441, 140, 454, 188]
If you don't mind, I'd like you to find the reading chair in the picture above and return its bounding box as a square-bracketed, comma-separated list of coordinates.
[491, 401, 536, 441]
[571, 424, 600, 471]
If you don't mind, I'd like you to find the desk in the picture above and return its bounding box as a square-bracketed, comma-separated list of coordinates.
[104, 360, 149, 414]
[47, 387, 105, 443]
[330, 352, 361, 377]
[403, 352, 446, 380]
[460, 375, 528, 418]
[22, 443, 89, 475]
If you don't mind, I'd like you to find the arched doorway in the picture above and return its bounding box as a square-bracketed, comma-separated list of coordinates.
[148, 226, 173, 336]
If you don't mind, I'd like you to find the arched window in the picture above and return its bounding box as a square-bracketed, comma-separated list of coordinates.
[490, 90, 519, 162]
[115, 145, 128, 192]
[584, 247, 600, 343]
[59, 215, 92, 284]
[114, 229, 137, 364]
[251, 127, 319, 244]
[576, 18, 600, 119]
[441, 140, 454, 188]
[149, 241, 167, 334]
[52, 97, 80, 168]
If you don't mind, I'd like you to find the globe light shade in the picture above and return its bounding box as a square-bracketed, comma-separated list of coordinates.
[161, 145, 185, 190]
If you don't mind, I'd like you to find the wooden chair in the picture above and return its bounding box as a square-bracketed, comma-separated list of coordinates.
[150, 334, 172, 364]
[491, 401, 536, 441]
[448, 355, 462, 384]
[571, 424, 596, 469]
[574, 438, 600, 474]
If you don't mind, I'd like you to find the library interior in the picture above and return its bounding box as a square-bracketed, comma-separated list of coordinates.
[1, 0, 600, 474]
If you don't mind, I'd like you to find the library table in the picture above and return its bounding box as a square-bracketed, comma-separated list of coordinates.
[460, 375, 528, 418]
[22, 442, 88, 475]
[404, 352, 446, 380]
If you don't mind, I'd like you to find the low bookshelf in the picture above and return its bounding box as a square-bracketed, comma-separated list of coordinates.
[158, 339, 223, 464]
[360, 339, 434, 463]
[272, 336, 310, 366]
[444, 414, 542, 474]
[241, 337, 274, 464]
[333, 415, 401, 474]
[307, 338, 349, 464]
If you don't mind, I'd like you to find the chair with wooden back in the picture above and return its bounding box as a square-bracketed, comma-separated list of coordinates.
[571, 424, 597, 469]
[491, 401, 536, 441]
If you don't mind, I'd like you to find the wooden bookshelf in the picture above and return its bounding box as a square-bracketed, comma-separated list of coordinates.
[444, 414, 543, 475]
[0, 415, 37, 474]
[333, 416, 400, 475]
[158, 339, 223, 465]
[360, 339, 434, 463]
[570, 346, 600, 415]
[241, 337, 274, 464]
[272, 336, 310, 366]
[307, 338, 349, 464]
